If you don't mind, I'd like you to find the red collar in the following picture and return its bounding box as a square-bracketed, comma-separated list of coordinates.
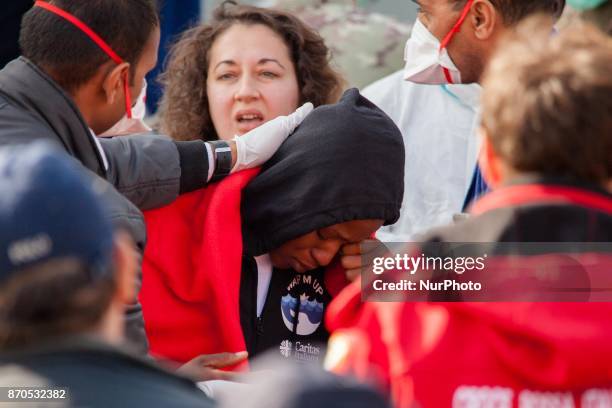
[470, 184, 612, 216]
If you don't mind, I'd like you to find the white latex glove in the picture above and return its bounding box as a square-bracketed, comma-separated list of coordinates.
[231, 102, 313, 172]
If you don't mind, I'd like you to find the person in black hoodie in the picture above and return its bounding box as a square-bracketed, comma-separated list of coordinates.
[239, 88, 405, 363]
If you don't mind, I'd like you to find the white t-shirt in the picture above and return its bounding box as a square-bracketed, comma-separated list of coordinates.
[254, 254, 273, 317]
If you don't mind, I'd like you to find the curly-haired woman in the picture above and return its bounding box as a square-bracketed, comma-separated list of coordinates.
[157, 1, 344, 142]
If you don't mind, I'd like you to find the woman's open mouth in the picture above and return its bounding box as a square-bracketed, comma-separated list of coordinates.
[235, 110, 264, 133]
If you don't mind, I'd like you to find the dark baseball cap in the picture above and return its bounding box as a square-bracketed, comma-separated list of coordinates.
[0, 142, 114, 280]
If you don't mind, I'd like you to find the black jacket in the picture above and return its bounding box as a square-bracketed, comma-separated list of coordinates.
[0, 57, 212, 353]
[0, 337, 215, 408]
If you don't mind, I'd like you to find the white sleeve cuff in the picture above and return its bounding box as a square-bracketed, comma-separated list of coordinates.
[205, 142, 214, 182]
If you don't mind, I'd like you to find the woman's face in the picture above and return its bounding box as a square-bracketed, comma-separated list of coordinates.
[207, 23, 301, 141]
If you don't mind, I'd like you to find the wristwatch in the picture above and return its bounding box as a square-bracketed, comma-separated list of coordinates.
[209, 140, 233, 182]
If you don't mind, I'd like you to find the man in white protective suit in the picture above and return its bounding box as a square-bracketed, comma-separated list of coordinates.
[363, 0, 566, 241]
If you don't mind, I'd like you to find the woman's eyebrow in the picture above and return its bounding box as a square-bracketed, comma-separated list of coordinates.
[258, 58, 285, 70]
[213, 60, 236, 71]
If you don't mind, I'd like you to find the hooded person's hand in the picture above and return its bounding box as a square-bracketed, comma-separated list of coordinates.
[231, 102, 313, 172]
[177, 351, 248, 382]
[341, 238, 387, 282]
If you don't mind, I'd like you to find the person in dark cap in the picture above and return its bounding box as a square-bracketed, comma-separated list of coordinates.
[141, 88, 404, 369]
[239, 88, 404, 362]
[0, 142, 214, 407]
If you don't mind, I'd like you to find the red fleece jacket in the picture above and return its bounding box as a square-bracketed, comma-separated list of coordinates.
[325, 186, 612, 407]
[327, 282, 612, 407]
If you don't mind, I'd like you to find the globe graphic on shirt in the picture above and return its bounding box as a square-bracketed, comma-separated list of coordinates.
[281, 293, 324, 336]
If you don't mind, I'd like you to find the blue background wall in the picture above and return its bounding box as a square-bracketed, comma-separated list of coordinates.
[146, 0, 202, 114]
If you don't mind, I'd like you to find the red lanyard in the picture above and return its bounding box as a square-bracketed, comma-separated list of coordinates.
[34, 1, 133, 118]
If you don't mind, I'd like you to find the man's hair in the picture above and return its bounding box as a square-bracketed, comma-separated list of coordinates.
[451, 0, 565, 24]
[158, 1, 345, 141]
[481, 16, 612, 184]
[0, 258, 116, 349]
[19, 0, 159, 93]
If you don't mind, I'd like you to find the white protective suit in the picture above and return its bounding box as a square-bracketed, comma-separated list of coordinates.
[362, 70, 482, 241]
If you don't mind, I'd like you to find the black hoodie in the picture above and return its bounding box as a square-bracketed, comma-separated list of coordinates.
[239, 89, 405, 362]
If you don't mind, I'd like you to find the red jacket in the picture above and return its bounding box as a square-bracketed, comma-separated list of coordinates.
[326, 182, 612, 407]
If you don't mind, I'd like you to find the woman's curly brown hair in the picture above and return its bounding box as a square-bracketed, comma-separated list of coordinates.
[158, 1, 345, 141]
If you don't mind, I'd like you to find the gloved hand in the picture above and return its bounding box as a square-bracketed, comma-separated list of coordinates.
[231, 102, 313, 173]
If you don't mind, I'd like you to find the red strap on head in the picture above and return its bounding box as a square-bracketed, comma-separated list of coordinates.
[439, 0, 475, 51]
[438, 0, 475, 84]
[34, 1, 133, 118]
[122, 71, 132, 118]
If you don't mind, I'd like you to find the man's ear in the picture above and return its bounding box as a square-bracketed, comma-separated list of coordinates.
[112, 230, 138, 304]
[102, 62, 130, 105]
[478, 127, 503, 189]
[471, 0, 498, 40]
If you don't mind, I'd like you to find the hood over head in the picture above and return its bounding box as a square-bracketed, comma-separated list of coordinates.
[241, 88, 404, 256]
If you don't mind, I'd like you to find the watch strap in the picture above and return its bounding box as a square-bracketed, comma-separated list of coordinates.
[209, 140, 232, 182]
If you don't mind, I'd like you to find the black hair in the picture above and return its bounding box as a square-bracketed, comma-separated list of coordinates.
[19, 0, 159, 93]
[451, 0, 565, 24]
[0, 257, 116, 349]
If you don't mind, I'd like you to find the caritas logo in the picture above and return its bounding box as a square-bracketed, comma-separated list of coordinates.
[279, 340, 292, 358]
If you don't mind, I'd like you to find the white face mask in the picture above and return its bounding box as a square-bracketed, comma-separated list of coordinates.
[403, 18, 462, 85]
[99, 80, 152, 137]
